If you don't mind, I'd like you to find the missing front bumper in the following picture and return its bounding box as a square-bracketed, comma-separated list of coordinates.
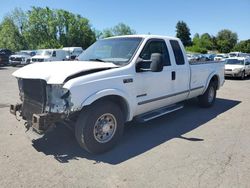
[10, 103, 65, 134]
[32, 113, 64, 134]
[10, 103, 22, 115]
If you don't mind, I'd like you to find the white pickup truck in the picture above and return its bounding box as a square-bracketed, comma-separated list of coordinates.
[10, 35, 225, 154]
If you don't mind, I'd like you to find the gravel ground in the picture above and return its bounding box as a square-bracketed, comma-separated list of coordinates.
[0, 66, 249, 188]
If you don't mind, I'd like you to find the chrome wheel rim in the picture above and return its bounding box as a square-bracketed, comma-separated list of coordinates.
[93, 113, 117, 143]
[208, 87, 215, 103]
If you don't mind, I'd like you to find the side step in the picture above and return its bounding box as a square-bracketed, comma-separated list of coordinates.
[135, 104, 184, 123]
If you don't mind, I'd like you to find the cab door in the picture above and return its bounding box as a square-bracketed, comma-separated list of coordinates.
[134, 39, 176, 116]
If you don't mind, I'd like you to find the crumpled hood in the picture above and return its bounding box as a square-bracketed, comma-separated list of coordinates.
[12, 61, 118, 84]
[225, 64, 244, 70]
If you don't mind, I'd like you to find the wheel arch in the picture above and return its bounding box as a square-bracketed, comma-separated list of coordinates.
[81, 89, 132, 121]
[204, 73, 220, 93]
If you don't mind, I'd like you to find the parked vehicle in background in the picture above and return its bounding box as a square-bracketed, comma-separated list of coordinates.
[214, 53, 228, 61]
[9, 51, 36, 67]
[63, 47, 83, 60]
[225, 57, 250, 79]
[187, 53, 196, 62]
[10, 35, 225, 154]
[31, 49, 66, 63]
[229, 52, 248, 58]
[0, 49, 13, 66]
[206, 54, 216, 61]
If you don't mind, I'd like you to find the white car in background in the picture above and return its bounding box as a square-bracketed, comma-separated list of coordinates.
[229, 52, 248, 58]
[31, 49, 66, 63]
[214, 54, 228, 61]
[225, 57, 250, 79]
[9, 51, 36, 66]
[63, 47, 83, 60]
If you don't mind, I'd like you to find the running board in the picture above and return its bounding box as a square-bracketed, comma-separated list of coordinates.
[135, 104, 184, 123]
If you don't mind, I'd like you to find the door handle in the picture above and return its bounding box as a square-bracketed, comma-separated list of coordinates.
[172, 71, 176, 80]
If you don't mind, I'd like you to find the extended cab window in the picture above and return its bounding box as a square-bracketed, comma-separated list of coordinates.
[170, 40, 185, 65]
[139, 40, 171, 66]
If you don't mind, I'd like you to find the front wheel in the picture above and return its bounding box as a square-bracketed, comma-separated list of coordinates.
[75, 100, 124, 154]
[240, 71, 245, 80]
[198, 82, 217, 108]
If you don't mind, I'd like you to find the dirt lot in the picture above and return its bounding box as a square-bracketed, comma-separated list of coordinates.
[0, 66, 250, 188]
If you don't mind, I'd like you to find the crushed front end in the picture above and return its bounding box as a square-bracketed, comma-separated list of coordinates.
[10, 78, 73, 134]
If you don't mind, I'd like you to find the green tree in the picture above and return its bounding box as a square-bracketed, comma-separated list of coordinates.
[22, 7, 96, 49]
[186, 33, 207, 54]
[113, 23, 136, 36]
[101, 29, 114, 38]
[176, 21, 192, 46]
[8, 8, 27, 34]
[192, 33, 200, 46]
[216, 29, 238, 53]
[101, 23, 136, 38]
[0, 17, 25, 51]
[23, 7, 61, 49]
[200, 33, 213, 50]
[233, 40, 250, 53]
[56, 10, 96, 49]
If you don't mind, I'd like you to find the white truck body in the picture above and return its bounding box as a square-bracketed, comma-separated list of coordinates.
[31, 49, 66, 63]
[11, 35, 225, 153]
[63, 47, 83, 60]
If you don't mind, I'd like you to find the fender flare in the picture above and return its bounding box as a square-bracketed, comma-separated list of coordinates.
[203, 72, 220, 94]
[81, 88, 134, 121]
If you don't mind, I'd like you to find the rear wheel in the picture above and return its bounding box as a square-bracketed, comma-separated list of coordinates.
[75, 100, 124, 154]
[198, 82, 217, 108]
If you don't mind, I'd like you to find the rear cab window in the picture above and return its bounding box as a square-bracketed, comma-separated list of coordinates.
[170, 40, 185, 65]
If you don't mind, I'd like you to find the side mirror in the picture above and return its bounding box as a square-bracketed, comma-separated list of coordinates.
[150, 53, 163, 72]
[136, 59, 151, 72]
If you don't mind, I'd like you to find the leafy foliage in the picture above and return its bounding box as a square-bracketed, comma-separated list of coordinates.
[233, 40, 250, 53]
[176, 21, 192, 47]
[0, 17, 25, 51]
[187, 29, 240, 54]
[216, 29, 238, 53]
[101, 23, 136, 38]
[0, 7, 96, 51]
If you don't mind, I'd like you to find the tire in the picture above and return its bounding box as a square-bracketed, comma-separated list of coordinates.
[75, 100, 124, 154]
[240, 71, 245, 80]
[198, 82, 217, 108]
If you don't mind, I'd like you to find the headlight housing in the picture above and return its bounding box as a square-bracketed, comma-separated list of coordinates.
[233, 68, 242, 73]
[46, 85, 72, 113]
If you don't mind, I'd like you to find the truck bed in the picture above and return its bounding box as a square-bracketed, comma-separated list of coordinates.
[188, 61, 225, 99]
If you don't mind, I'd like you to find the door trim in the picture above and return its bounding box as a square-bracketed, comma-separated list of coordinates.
[138, 86, 204, 105]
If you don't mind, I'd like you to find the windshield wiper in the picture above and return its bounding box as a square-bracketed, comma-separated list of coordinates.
[89, 58, 106, 62]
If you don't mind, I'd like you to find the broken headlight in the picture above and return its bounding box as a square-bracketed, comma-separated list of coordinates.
[46, 85, 72, 113]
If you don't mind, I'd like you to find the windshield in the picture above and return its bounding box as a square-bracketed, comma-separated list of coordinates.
[36, 50, 52, 56]
[226, 59, 244, 65]
[78, 37, 142, 65]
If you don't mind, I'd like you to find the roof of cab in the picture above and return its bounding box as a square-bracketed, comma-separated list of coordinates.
[107, 34, 180, 41]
